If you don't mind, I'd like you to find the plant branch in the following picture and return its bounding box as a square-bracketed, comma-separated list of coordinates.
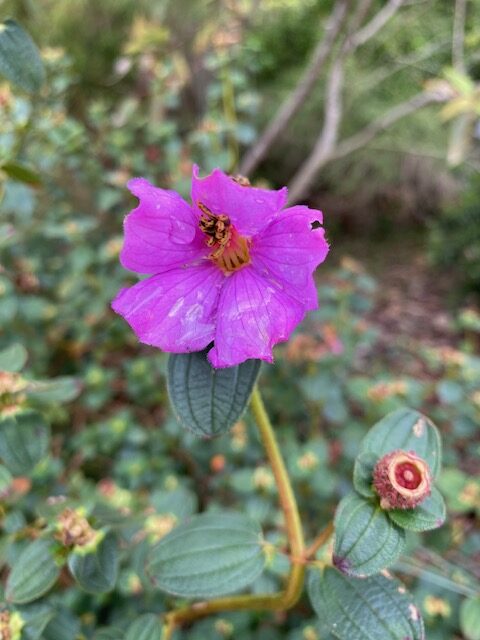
[305, 521, 335, 560]
[287, 0, 407, 203]
[239, 0, 350, 176]
[287, 57, 344, 204]
[355, 40, 449, 97]
[331, 89, 451, 161]
[452, 0, 467, 72]
[349, 0, 405, 51]
[163, 385, 306, 635]
[250, 385, 306, 588]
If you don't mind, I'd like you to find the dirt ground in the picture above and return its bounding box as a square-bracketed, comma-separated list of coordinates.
[334, 233, 464, 377]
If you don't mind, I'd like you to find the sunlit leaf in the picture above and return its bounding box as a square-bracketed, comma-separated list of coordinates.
[0, 19, 45, 93]
[147, 512, 266, 598]
[333, 492, 405, 577]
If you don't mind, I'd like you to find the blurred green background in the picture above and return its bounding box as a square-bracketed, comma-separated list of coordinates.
[0, 0, 480, 638]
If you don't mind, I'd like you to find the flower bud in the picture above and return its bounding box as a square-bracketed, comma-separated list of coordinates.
[0, 610, 24, 640]
[373, 450, 431, 510]
[55, 508, 97, 548]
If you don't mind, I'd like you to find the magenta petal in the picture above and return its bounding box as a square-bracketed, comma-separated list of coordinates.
[208, 267, 305, 368]
[111, 263, 223, 352]
[120, 178, 207, 275]
[251, 205, 329, 309]
[191, 165, 288, 236]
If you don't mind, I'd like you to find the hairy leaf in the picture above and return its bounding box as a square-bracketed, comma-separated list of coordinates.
[358, 408, 442, 479]
[147, 512, 266, 598]
[6, 539, 61, 604]
[0, 19, 45, 92]
[308, 566, 425, 640]
[168, 350, 260, 437]
[333, 492, 405, 577]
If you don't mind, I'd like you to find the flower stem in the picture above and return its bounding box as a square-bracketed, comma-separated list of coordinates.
[249, 385, 306, 605]
[305, 521, 334, 560]
[163, 384, 306, 633]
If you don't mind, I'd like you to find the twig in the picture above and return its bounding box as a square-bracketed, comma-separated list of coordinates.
[287, 58, 344, 204]
[349, 0, 405, 50]
[331, 89, 451, 161]
[354, 40, 449, 97]
[287, 0, 407, 203]
[305, 521, 334, 559]
[452, 0, 467, 72]
[239, 0, 350, 176]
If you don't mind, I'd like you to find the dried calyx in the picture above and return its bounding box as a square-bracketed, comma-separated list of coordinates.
[373, 449, 431, 510]
[55, 508, 97, 547]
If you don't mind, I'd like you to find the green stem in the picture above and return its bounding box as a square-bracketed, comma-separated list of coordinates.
[250, 385, 306, 605]
[305, 521, 334, 560]
[163, 385, 306, 633]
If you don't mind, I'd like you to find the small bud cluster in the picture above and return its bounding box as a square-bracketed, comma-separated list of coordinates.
[0, 372, 26, 412]
[373, 450, 431, 510]
[0, 610, 24, 640]
[55, 508, 97, 547]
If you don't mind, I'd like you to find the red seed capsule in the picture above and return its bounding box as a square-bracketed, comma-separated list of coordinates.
[373, 450, 432, 510]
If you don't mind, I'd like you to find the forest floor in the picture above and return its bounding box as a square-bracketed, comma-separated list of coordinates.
[333, 231, 463, 378]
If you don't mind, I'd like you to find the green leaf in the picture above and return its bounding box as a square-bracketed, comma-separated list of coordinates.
[42, 609, 81, 640]
[17, 602, 55, 640]
[437, 468, 478, 513]
[308, 567, 425, 640]
[388, 487, 446, 532]
[333, 493, 405, 577]
[6, 539, 62, 604]
[124, 614, 163, 640]
[18, 602, 55, 640]
[151, 486, 198, 520]
[167, 350, 260, 437]
[0, 410, 50, 475]
[0, 19, 45, 93]
[0, 343, 28, 372]
[68, 534, 119, 594]
[25, 377, 82, 403]
[358, 408, 442, 479]
[0, 463, 13, 493]
[147, 512, 267, 598]
[1, 162, 42, 186]
[444, 67, 475, 95]
[353, 451, 377, 498]
[93, 628, 123, 640]
[461, 596, 480, 640]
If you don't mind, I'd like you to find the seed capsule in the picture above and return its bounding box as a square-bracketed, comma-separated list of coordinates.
[373, 450, 431, 510]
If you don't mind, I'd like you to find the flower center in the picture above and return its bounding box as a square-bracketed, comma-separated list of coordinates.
[198, 202, 251, 274]
[394, 461, 422, 490]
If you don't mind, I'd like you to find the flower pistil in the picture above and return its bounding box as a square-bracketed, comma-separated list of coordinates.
[198, 201, 251, 274]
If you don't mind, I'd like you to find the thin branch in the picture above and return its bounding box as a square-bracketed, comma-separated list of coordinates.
[163, 387, 307, 634]
[239, 0, 350, 176]
[354, 40, 449, 97]
[285, 0, 374, 203]
[331, 88, 451, 161]
[287, 0, 407, 203]
[452, 0, 467, 72]
[305, 521, 334, 559]
[287, 58, 344, 204]
[287, 89, 449, 204]
[349, 0, 405, 50]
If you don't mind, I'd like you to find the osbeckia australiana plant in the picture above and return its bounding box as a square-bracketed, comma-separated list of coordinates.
[110, 168, 445, 640]
[112, 166, 329, 367]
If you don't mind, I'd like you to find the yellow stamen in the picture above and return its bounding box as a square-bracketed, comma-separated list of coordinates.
[198, 202, 251, 274]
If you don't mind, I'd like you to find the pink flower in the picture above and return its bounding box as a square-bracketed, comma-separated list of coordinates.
[112, 166, 329, 368]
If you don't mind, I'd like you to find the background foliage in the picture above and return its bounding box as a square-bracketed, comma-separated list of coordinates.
[0, 0, 479, 638]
